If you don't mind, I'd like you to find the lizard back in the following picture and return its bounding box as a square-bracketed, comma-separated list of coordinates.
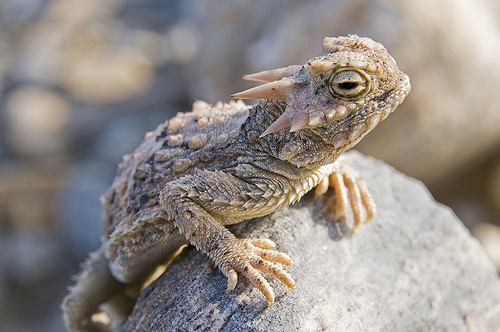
[100, 100, 251, 237]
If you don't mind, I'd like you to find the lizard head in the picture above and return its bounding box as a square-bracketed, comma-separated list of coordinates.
[232, 35, 410, 151]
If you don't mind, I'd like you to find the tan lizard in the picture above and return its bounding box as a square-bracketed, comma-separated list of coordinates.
[62, 35, 410, 331]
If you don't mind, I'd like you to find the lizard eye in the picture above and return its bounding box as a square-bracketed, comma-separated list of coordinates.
[329, 69, 369, 99]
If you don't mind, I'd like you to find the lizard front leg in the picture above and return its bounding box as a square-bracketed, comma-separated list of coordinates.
[315, 160, 376, 230]
[160, 169, 295, 305]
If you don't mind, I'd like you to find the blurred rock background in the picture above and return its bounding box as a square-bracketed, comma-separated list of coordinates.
[0, 0, 498, 330]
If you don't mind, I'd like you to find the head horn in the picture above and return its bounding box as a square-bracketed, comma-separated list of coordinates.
[231, 78, 296, 101]
[242, 65, 302, 82]
[260, 112, 292, 137]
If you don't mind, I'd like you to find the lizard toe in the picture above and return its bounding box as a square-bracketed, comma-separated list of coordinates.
[238, 263, 275, 306]
[221, 238, 293, 305]
[318, 162, 377, 231]
[248, 238, 276, 249]
[250, 258, 295, 289]
[254, 247, 293, 267]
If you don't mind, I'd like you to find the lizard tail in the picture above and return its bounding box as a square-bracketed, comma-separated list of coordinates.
[62, 219, 188, 331]
[62, 248, 125, 332]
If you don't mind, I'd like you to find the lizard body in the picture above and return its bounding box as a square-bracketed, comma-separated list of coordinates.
[63, 35, 410, 331]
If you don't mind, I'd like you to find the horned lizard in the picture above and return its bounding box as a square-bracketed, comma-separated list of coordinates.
[62, 35, 410, 331]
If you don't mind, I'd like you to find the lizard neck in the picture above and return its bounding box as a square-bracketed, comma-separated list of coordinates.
[244, 100, 342, 169]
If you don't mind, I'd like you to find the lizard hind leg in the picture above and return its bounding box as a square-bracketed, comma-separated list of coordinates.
[62, 249, 126, 332]
[63, 217, 189, 332]
[105, 214, 188, 284]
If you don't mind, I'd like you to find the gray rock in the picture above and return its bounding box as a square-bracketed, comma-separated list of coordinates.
[0, 0, 47, 29]
[0, 232, 6, 310]
[62, 161, 115, 259]
[2, 230, 62, 285]
[93, 110, 169, 163]
[121, 151, 500, 331]
[0, 139, 6, 162]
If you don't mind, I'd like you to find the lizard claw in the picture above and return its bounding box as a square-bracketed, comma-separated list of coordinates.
[219, 238, 295, 306]
[226, 270, 238, 293]
[315, 162, 376, 231]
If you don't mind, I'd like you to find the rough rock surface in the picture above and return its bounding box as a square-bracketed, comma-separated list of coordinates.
[121, 152, 500, 331]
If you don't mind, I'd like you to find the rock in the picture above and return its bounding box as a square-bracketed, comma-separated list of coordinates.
[0, 162, 66, 230]
[92, 108, 176, 163]
[0, 139, 6, 163]
[121, 151, 500, 331]
[10, 20, 68, 85]
[2, 230, 63, 286]
[488, 157, 500, 216]
[0, 30, 13, 90]
[0, 0, 46, 27]
[62, 161, 116, 259]
[0, 232, 6, 310]
[179, 0, 301, 101]
[165, 20, 201, 65]
[473, 223, 500, 272]
[61, 29, 155, 104]
[4, 86, 71, 157]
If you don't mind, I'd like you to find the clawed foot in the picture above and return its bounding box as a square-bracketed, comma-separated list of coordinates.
[218, 238, 295, 306]
[314, 162, 375, 231]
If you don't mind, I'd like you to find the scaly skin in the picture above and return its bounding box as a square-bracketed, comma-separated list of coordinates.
[62, 35, 410, 331]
